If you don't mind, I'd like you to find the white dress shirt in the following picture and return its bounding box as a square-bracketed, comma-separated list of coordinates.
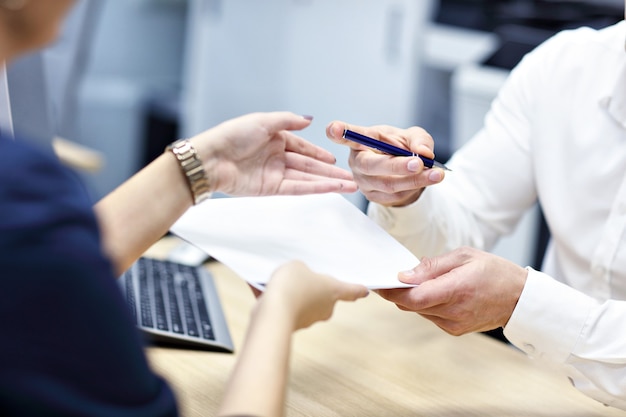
[0, 63, 15, 140]
[369, 21, 626, 409]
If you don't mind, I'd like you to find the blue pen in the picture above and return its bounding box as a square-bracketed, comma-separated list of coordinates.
[342, 129, 450, 171]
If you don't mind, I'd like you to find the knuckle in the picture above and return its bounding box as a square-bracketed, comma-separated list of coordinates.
[408, 126, 434, 145]
[380, 174, 402, 193]
[420, 256, 437, 272]
[448, 327, 465, 337]
[456, 246, 477, 259]
[441, 318, 467, 336]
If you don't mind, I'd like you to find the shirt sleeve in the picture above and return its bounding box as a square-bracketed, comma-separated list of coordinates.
[367, 189, 486, 258]
[504, 268, 626, 409]
[366, 19, 555, 259]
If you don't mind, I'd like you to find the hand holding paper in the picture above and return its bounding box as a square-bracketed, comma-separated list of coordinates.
[170, 193, 419, 290]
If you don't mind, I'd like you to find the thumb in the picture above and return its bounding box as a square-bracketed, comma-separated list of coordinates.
[399, 255, 455, 285]
[326, 121, 348, 143]
[398, 262, 431, 285]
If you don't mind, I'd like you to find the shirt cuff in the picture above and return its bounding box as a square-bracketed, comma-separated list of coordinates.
[504, 267, 597, 364]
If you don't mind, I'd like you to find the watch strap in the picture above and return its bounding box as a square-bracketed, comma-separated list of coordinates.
[166, 139, 211, 205]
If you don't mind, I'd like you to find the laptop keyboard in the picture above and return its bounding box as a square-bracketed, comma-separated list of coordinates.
[124, 257, 215, 341]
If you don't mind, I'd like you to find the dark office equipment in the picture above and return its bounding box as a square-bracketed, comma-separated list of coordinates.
[435, 0, 622, 32]
[142, 92, 181, 166]
[119, 257, 233, 352]
[436, 0, 623, 70]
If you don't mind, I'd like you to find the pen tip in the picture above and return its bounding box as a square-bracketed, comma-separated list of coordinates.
[433, 161, 451, 171]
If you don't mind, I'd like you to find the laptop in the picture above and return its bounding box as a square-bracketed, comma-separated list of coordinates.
[118, 256, 233, 352]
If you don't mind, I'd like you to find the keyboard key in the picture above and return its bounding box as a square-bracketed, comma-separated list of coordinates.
[139, 260, 154, 328]
[165, 269, 184, 334]
[124, 270, 137, 325]
[153, 264, 169, 331]
[192, 273, 215, 340]
[180, 276, 199, 337]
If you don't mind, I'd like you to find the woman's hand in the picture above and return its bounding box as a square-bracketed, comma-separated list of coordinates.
[190, 112, 358, 196]
[261, 260, 369, 331]
[218, 261, 367, 417]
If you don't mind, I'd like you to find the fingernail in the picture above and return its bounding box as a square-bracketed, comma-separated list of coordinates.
[401, 269, 416, 277]
[407, 159, 421, 172]
[428, 169, 443, 182]
[301, 115, 314, 121]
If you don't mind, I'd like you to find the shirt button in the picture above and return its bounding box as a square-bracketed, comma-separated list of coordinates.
[522, 343, 536, 354]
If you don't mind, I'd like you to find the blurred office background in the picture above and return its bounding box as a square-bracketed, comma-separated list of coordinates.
[8, 0, 623, 270]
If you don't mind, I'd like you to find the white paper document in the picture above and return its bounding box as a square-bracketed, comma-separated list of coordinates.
[170, 193, 419, 290]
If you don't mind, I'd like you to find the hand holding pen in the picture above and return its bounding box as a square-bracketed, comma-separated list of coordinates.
[342, 129, 450, 171]
[326, 121, 447, 207]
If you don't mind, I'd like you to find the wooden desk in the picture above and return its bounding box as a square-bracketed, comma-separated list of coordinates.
[146, 260, 623, 416]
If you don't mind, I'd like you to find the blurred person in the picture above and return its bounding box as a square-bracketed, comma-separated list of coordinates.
[326, 3, 626, 410]
[0, 0, 368, 415]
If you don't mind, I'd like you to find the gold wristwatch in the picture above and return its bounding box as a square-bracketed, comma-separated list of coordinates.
[166, 139, 211, 205]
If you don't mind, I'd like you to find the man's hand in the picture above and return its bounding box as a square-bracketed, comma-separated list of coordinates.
[377, 247, 528, 335]
[326, 120, 445, 207]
